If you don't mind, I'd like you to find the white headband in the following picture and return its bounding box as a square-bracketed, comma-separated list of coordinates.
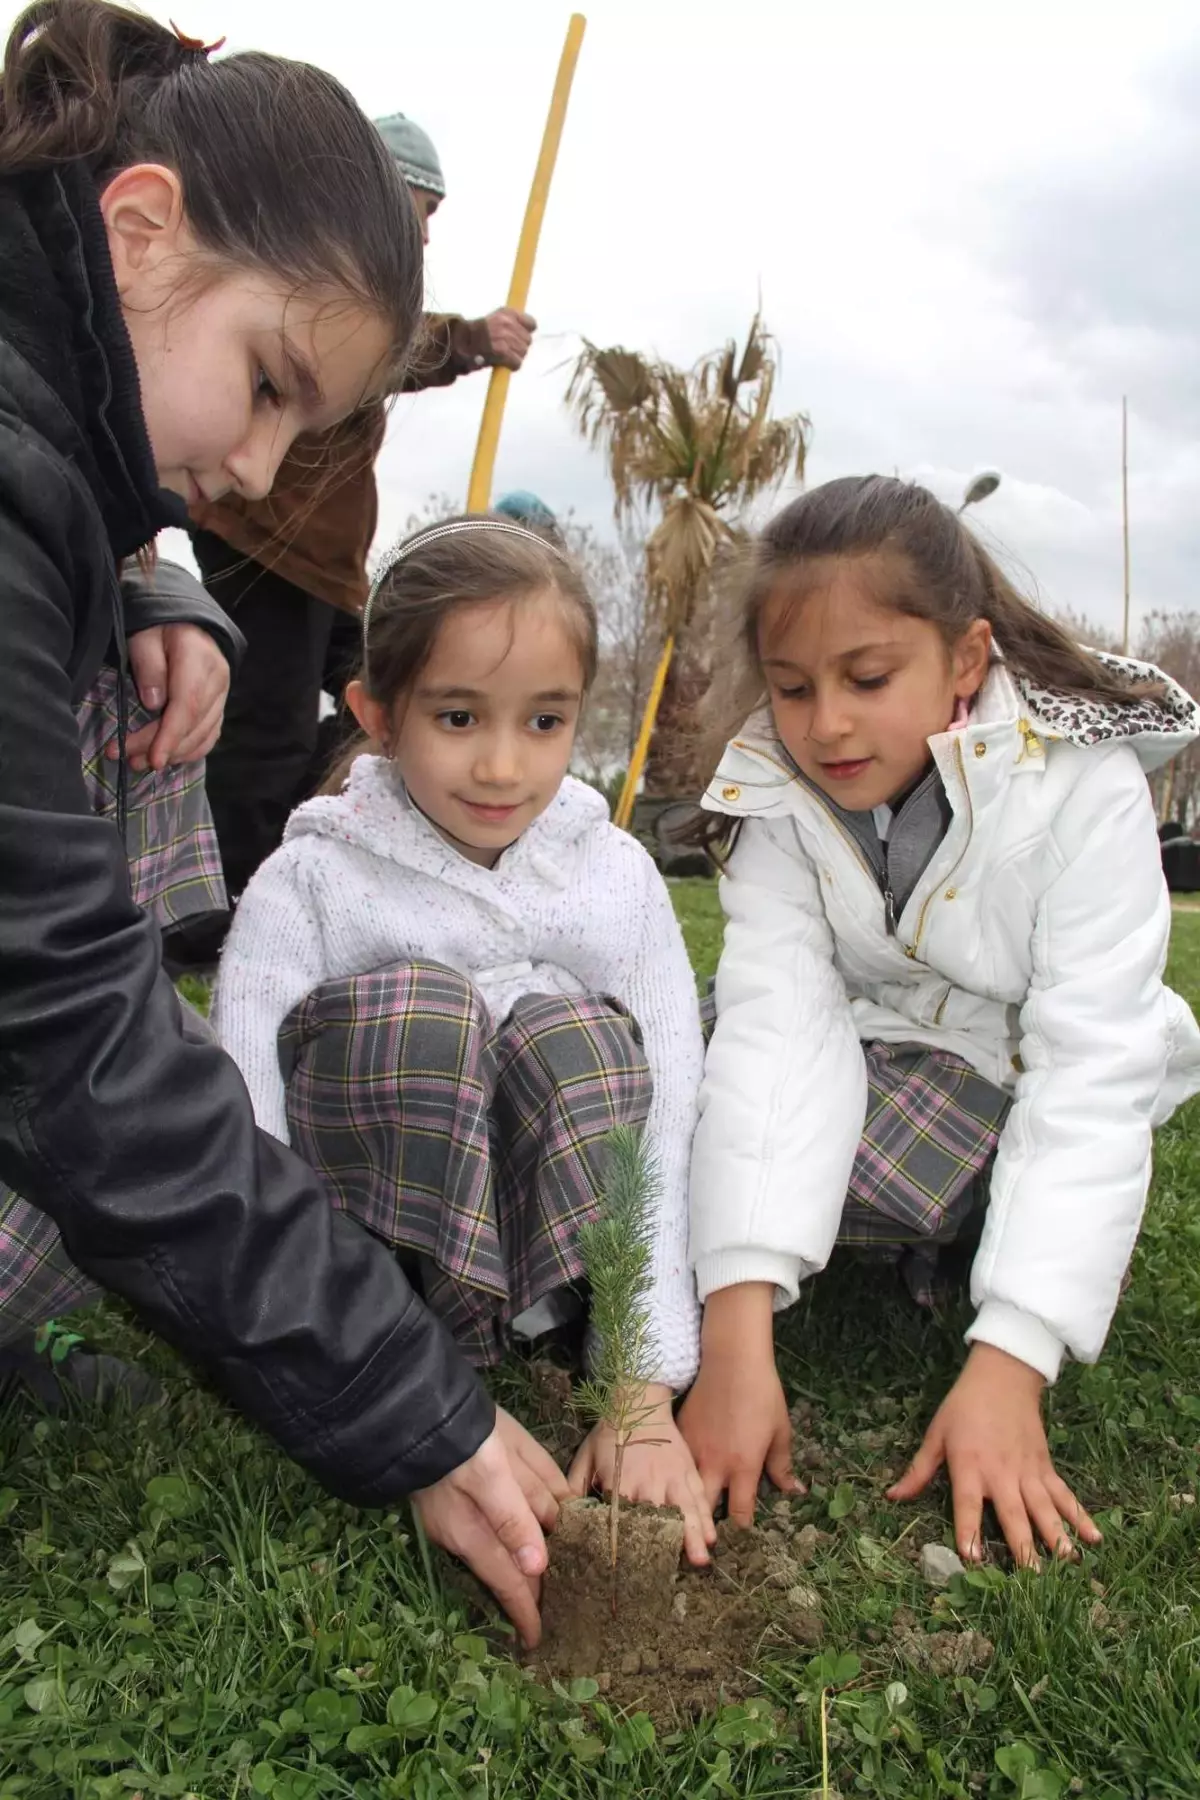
[361, 517, 558, 649]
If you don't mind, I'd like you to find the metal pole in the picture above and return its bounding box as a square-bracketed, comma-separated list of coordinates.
[465, 15, 587, 512]
[1122, 396, 1131, 655]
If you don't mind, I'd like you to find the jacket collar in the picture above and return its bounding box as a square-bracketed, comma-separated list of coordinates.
[703, 653, 1200, 824]
[284, 756, 610, 900]
[0, 165, 184, 559]
[703, 664, 1027, 824]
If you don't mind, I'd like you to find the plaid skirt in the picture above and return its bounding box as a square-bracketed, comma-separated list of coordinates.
[838, 1041, 1011, 1304]
[0, 675, 227, 1341]
[280, 961, 653, 1366]
[700, 987, 1010, 1305]
[79, 667, 227, 930]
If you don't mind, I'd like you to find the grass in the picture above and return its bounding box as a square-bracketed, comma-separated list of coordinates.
[2, 883, 1199, 1798]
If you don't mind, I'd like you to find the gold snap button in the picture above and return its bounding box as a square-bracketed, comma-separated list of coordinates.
[721, 784, 741, 802]
[974, 742, 987, 759]
[1011, 1052, 1024, 1073]
[945, 887, 957, 901]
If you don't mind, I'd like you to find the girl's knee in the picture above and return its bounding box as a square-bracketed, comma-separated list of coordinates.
[280, 960, 489, 1075]
[498, 994, 652, 1115]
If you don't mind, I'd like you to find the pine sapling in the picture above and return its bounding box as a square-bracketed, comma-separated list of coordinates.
[575, 1124, 663, 1612]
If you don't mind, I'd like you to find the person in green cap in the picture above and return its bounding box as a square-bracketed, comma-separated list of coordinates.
[179, 113, 536, 967]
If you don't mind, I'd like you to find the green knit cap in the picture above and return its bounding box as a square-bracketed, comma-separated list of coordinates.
[373, 113, 446, 198]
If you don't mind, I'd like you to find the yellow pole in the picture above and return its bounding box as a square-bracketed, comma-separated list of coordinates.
[613, 634, 674, 831]
[466, 14, 587, 513]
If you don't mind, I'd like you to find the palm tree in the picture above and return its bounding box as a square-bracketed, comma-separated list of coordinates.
[566, 317, 809, 810]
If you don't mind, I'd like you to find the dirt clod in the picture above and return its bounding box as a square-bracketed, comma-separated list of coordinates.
[896, 1626, 993, 1676]
[536, 1503, 793, 1721]
[793, 1524, 822, 1565]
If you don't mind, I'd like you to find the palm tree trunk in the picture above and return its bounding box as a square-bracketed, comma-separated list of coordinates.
[644, 647, 712, 796]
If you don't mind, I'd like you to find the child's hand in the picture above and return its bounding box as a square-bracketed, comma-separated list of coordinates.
[117, 624, 230, 770]
[887, 1343, 1103, 1567]
[568, 1383, 716, 1567]
[677, 1284, 804, 1527]
[493, 1406, 571, 1530]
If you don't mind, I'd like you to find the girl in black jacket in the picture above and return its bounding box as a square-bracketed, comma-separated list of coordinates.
[0, 0, 562, 1647]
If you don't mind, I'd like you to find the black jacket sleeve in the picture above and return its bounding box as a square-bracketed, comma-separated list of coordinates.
[0, 424, 494, 1502]
[121, 558, 246, 672]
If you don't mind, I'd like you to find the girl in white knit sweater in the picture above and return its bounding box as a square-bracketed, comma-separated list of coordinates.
[214, 516, 714, 1564]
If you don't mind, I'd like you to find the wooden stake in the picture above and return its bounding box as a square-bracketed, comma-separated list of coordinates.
[465, 15, 586, 513]
[1122, 395, 1131, 655]
[613, 633, 675, 832]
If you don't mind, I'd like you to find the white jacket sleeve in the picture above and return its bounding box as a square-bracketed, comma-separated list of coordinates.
[611, 852, 706, 1390]
[211, 846, 329, 1145]
[966, 747, 1170, 1382]
[690, 817, 867, 1307]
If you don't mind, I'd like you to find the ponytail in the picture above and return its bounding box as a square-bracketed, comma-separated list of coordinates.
[1, 0, 196, 174]
[967, 538, 1160, 705]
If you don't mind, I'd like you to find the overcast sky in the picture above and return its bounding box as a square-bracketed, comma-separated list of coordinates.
[27, 0, 1200, 635]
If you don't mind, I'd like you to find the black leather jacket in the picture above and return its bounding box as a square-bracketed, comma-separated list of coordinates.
[121, 557, 246, 673]
[0, 165, 493, 1501]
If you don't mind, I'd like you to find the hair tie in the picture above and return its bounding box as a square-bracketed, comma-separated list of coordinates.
[362, 517, 562, 649]
[169, 21, 226, 57]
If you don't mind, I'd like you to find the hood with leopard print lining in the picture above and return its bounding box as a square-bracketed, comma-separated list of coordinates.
[1018, 650, 1200, 773]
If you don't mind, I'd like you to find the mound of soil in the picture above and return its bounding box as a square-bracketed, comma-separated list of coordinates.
[534, 1498, 822, 1722]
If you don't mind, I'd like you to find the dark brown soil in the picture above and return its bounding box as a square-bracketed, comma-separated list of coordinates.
[534, 1498, 822, 1722]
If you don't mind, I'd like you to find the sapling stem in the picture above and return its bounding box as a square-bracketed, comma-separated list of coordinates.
[574, 1125, 663, 1615]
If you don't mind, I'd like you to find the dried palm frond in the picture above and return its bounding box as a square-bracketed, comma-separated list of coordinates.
[646, 494, 729, 634]
[567, 315, 810, 650]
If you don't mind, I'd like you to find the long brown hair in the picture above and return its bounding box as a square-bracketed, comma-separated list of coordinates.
[682, 474, 1160, 859]
[322, 516, 599, 795]
[706, 474, 1156, 753]
[0, 0, 423, 364]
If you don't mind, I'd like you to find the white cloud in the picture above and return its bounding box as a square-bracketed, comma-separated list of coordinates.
[22, 0, 1200, 638]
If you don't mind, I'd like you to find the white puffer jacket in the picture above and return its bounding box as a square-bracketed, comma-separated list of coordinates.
[213, 759, 705, 1388]
[690, 656, 1200, 1382]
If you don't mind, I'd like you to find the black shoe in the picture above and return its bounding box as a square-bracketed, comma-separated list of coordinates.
[161, 910, 231, 980]
[0, 1323, 164, 1413]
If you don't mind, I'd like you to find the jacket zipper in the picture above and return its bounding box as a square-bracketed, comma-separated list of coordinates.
[881, 839, 898, 936]
[907, 738, 975, 962]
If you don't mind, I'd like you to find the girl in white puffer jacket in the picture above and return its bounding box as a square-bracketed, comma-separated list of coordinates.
[679, 475, 1200, 1569]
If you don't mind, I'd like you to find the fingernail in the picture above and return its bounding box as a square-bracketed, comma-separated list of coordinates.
[516, 1546, 543, 1575]
[143, 688, 164, 710]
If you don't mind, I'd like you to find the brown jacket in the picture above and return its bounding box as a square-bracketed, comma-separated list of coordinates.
[190, 315, 492, 615]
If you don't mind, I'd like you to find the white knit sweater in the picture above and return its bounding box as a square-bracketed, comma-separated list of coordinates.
[213, 758, 704, 1388]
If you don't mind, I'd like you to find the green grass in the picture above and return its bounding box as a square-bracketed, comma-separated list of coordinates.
[2, 885, 1200, 1798]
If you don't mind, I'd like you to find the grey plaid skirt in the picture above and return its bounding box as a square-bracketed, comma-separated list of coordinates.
[700, 987, 1011, 1305]
[79, 667, 227, 928]
[0, 676, 228, 1341]
[839, 1040, 1011, 1304]
[279, 961, 653, 1366]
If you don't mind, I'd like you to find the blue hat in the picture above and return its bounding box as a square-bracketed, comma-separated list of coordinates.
[494, 490, 559, 532]
[373, 113, 445, 198]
